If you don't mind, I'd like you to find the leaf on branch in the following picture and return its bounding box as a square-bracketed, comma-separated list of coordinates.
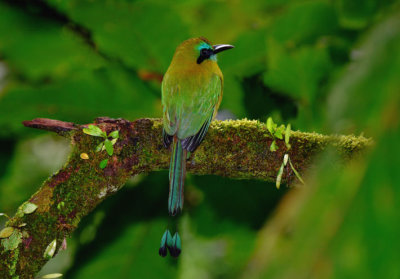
[80, 153, 89, 160]
[289, 157, 305, 184]
[57, 202, 65, 210]
[41, 273, 63, 279]
[99, 159, 108, 169]
[83, 125, 106, 137]
[96, 142, 104, 152]
[43, 239, 57, 259]
[22, 202, 38, 214]
[266, 117, 274, 135]
[276, 154, 289, 189]
[109, 130, 119, 139]
[274, 127, 284, 139]
[285, 124, 291, 149]
[270, 140, 278, 152]
[104, 139, 113, 156]
[0, 227, 14, 238]
[276, 163, 284, 189]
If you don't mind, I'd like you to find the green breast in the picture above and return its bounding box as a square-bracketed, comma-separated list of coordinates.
[162, 71, 222, 139]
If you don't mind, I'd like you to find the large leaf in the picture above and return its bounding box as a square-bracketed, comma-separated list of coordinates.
[0, 2, 161, 135]
[0, 2, 104, 80]
[45, 0, 190, 72]
[0, 67, 160, 135]
[267, 1, 339, 44]
[263, 38, 332, 101]
[335, 0, 394, 30]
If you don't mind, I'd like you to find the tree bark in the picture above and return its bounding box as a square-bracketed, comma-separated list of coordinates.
[0, 117, 371, 278]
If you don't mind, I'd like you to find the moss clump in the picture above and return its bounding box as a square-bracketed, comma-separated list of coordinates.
[1, 230, 22, 251]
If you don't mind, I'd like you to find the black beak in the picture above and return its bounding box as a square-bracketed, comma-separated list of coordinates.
[212, 44, 234, 54]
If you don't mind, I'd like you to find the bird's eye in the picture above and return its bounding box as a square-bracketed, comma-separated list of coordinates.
[197, 48, 213, 64]
[200, 48, 209, 57]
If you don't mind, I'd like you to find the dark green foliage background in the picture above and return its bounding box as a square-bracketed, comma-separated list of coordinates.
[0, 0, 399, 278]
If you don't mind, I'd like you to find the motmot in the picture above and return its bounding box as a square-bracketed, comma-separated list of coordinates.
[159, 37, 233, 257]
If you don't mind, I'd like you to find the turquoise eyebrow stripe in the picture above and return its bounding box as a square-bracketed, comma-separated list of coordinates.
[196, 41, 212, 51]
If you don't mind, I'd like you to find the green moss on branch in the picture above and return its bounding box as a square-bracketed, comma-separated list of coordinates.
[0, 117, 372, 278]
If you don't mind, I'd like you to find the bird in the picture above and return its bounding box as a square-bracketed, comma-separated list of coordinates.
[162, 37, 234, 218]
[159, 37, 233, 257]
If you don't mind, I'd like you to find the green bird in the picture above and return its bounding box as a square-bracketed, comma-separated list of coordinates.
[162, 37, 234, 217]
[159, 37, 233, 257]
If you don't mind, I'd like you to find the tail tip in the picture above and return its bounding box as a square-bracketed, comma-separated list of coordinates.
[159, 246, 168, 257]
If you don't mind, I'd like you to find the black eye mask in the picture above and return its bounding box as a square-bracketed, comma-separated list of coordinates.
[196, 44, 234, 64]
[197, 48, 214, 64]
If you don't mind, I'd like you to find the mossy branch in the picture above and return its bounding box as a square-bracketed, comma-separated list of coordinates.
[0, 117, 371, 278]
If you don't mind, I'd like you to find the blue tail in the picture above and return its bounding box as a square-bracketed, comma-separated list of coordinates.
[168, 138, 187, 216]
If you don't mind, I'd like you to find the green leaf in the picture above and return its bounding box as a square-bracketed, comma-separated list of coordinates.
[22, 202, 38, 214]
[264, 38, 332, 102]
[0, 227, 14, 238]
[0, 3, 104, 80]
[104, 139, 113, 156]
[285, 124, 291, 149]
[267, 1, 338, 44]
[95, 142, 104, 152]
[46, 1, 190, 71]
[276, 161, 285, 189]
[266, 117, 274, 135]
[109, 130, 119, 139]
[274, 128, 283, 139]
[99, 159, 108, 169]
[0, 69, 161, 136]
[0, 2, 164, 137]
[57, 201, 65, 210]
[276, 154, 289, 190]
[83, 125, 106, 137]
[288, 157, 305, 185]
[41, 273, 63, 279]
[110, 138, 118, 146]
[336, 0, 377, 29]
[43, 239, 57, 259]
[283, 154, 289, 166]
[270, 140, 278, 152]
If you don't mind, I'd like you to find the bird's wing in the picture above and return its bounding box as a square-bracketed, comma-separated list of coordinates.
[162, 72, 222, 151]
[181, 111, 213, 152]
[162, 72, 179, 140]
[180, 74, 222, 152]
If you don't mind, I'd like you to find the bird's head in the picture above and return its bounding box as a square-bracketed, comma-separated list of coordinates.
[170, 37, 234, 68]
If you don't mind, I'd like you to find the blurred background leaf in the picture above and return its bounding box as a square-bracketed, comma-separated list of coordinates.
[0, 0, 399, 278]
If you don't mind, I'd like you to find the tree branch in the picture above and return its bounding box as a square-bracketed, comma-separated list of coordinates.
[0, 117, 371, 278]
